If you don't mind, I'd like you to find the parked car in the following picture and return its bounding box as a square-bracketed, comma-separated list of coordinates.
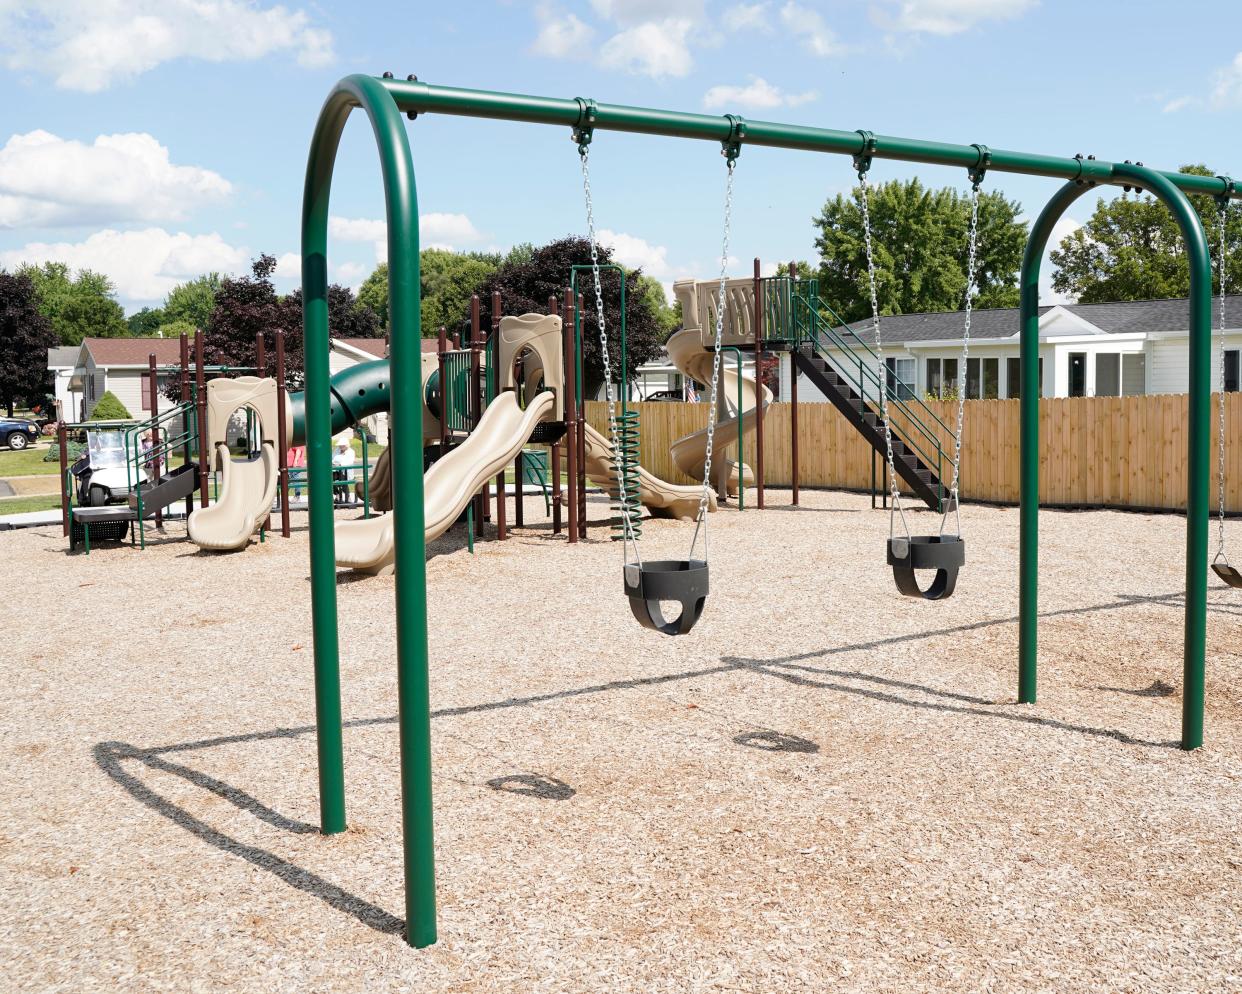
[0, 415, 41, 451]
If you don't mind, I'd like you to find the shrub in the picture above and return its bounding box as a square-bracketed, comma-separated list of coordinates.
[88, 390, 131, 421]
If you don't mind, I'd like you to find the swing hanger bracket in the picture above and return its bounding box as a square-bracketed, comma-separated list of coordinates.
[853, 130, 877, 178]
[572, 97, 598, 155]
[1215, 175, 1236, 211]
[721, 114, 746, 165]
[968, 143, 991, 188]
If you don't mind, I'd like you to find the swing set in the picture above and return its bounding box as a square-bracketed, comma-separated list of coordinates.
[299, 74, 1240, 947]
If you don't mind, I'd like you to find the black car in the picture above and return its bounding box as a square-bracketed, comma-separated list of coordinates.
[0, 416, 40, 451]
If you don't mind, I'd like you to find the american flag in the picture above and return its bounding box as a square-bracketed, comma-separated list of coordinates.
[685, 381, 698, 403]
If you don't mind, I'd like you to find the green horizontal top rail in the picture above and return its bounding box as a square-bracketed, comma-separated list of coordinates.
[384, 78, 1240, 200]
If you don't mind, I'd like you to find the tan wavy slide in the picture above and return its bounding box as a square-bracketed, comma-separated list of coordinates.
[666, 326, 772, 498]
[188, 443, 280, 550]
[580, 422, 714, 521]
[335, 390, 555, 574]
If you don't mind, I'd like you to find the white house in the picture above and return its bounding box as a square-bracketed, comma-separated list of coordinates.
[785, 296, 1242, 403]
[47, 346, 82, 419]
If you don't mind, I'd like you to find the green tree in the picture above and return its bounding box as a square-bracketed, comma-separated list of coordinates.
[163, 273, 222, 328]
[357, 251, 502, 334]
[633, 274, 679, 341]
[89, 390, 131, 421]
[1051, 164, 1242, 302]
[812, 178, 1028, 322]
[127, 306, 166, 337]
[0, 271, 57, 416]
[157, 319, 197, 340]
[18, 262, 127, 345]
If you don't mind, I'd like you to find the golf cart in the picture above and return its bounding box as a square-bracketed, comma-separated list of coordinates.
[70, 429, 136, 506]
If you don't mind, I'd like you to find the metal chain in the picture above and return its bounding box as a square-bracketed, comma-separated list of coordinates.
[579, 146, 641, 567]
[1216, 202, 1229, 564]
[941, 183, 981, 538]
[688, 159, 735, 563]
[858, 173, 910, 542]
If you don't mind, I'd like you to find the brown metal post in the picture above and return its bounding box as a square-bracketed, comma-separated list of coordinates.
[753, 257, 765, 510]
[276, 330, 291, 537]
[470, 296, 484, 538]
[195, 330, 208, 508]
[789, 261, 799, 506]
[58, 421, 69, 537]
[577, 291, 587, 538]
[491, 292, 506, 540]
[148, 352, 163, 529]
[562, 289, 578, 544]
[179, 332, 193, 519]
[255, 333, 270, 531]
[437, 325, 448, 454]
[547, 294, 562, 535]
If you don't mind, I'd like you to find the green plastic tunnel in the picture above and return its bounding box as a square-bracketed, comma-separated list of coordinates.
[288, 357, 438, 444]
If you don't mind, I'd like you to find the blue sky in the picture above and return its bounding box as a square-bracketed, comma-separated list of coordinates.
[1, 0, 1240, 315]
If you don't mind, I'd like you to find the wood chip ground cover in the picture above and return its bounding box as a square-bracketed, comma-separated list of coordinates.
[1, 489, 1239, 992]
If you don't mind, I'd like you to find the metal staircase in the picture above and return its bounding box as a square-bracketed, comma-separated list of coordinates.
[765, 277, 955, 510]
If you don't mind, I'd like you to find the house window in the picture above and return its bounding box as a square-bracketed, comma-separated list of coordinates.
[966, 357, 999, 399]
[926, 357, 960, 398]
[1226, 350, 1240, 392]
[1005, 357, 1044, 399]
[1122, 353, 1145, 396]
[885, 357, 915, 400]
[1096, 354, 1120, 397]
[1069, 352, 1087, 397]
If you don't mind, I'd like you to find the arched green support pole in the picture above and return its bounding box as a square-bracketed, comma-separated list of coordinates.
[1018, 165, 1212, 750]
[302, 74, 436, 946]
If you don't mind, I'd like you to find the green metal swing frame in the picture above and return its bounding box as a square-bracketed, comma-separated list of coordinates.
[301, 74, 1238, 948]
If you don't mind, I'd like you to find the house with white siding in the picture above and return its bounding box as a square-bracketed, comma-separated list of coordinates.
[783, 296, 1242, 403]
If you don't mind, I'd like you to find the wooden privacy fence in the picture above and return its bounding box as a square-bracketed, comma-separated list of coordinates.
[585, 393, 1242, 512]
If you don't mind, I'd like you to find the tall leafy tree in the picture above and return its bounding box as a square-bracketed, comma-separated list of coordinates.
[18, 262, 127, 345]
[476, 236, 666, 397]
[1051, 164, 1242, 302]
[357, 263, 390, 327]
[164, 273, 223, 329]
[357, 250, 503, 334]
[812, 178, 1027, 322]
[0, 271, 57, 416]
[127, 306, 167, 336]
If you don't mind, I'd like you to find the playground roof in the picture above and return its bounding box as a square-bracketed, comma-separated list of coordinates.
[841, 294, 1242, 345]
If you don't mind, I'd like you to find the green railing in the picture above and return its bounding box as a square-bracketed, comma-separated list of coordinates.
[440, 349, 475, 434]
[124, 401, 198, 548]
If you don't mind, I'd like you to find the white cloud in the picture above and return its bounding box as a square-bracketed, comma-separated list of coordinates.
[329, 213, 483, 261]
[1162, 95, 1196, 114]
[1211, 52, 1242, 109]
[723, 3, 773, 32]
[334, 261, 366, 290]
[274, 252, 301, 279]
[590, 0, 704, 25]
[530, 3, 594, 58]
[874, 0, 1036, 36]
[703, 76, 817, 110]
[598, 19, 695, 78]
[0, 0, 334, 92]
[598, 230, 671, 278]
[0, 228, 248, 301]
[780, 2, 845, 56]
[0, 130, 231, 229]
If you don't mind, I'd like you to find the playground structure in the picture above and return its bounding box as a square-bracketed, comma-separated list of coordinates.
[290, 73, 1241, 950]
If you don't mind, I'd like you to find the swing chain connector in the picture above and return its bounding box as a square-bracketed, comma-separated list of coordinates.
[1072, 153, 1099, 188]
[1215, 175, 1236, 211]
[968, 143, 991, 189]
[720, 114, 746, 165]
[853, 130, 876, 179]
[572, 97, 598, 155]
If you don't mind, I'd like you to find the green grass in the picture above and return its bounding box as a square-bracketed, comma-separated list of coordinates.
[0, 493, 61, 515]
[0, 445, 60, 477]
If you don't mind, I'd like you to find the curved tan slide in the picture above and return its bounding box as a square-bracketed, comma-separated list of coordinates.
[335, 390, 555, 574]
[357, 446, 392, 512]
[189, 376, 281, 551]
[188, 445, 280, 550]
[580, 422, 715, 521]
[666, 326, 771, 498]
